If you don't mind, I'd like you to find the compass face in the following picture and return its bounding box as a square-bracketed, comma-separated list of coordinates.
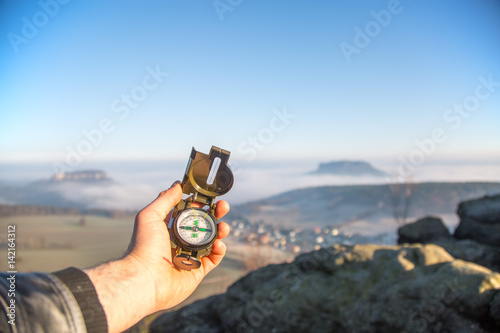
[174, 208, 217, 250]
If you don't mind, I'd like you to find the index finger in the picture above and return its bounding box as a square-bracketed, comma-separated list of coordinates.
[214, 200, 230, 219]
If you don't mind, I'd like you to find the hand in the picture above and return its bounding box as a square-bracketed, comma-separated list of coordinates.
[85, 181, 231, 333]
[127, 181, 231, 308]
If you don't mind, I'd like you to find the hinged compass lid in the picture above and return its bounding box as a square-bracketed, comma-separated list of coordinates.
[181, 146, 234, 199]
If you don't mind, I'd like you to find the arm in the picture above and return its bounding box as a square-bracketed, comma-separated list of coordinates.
[0, 269, 105, 333]
[84, 181, 231, 333]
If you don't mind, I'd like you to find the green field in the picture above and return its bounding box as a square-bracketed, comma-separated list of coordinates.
[0, 215, 133, 272]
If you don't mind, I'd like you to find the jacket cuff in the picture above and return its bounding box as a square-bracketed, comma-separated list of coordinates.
[53, 267, 108, 333]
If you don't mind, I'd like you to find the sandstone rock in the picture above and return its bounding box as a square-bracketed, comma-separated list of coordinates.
[491, 292, 500, 326]
[454, 195, 500, 247]
[433, 238, 500, 272]
[454, 218, 500, 247]
[151, 244, 500, 333]
[457, 194, 500, 223]
[398, 216, 451, 244]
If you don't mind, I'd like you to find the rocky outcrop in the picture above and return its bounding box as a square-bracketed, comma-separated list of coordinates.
[309, 161, 386, 177]
[454, 195, 500, 247]
[150, 194, 500, 332]
[398, 216, 451, 244]
[50, 170, 111, 183]
[151, 244, 500, 333]
[431, 239, 500, 273]
[398, 195, 500, 272]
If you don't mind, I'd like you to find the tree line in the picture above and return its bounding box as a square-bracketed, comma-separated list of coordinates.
[0, 204, 136, 218]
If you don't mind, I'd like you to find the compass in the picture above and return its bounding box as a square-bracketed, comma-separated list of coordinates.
[172, 208, 217, 252]
[169, 146, 233, 270]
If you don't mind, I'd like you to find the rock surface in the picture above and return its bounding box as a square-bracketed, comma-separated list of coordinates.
[454, 195, 500, 247]
[457, 194, 500, 224]
[432, 238, 500, 273]
[397, 195, 500, 271]
[398, 216, 451, 244]
[397, 216, 500, 272]
[151, 244, 500, 333]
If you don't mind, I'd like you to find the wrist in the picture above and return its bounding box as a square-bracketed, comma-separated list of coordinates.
[84, 256, 157, 333]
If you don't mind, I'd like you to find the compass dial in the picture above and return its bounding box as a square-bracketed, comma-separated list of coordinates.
[174, 208, 217, 250]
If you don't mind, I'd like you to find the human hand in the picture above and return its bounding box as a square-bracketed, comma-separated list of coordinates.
[85, 181, 230, 333]
[127, 180, 231, 309]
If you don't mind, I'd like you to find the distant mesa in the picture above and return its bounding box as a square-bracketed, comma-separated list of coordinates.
[309, 160, 386, 177]
[50, 170, 112, 183]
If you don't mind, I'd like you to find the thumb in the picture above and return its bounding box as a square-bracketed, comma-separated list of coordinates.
[129, 181, 182, 252]
[140, 181, 182, 221]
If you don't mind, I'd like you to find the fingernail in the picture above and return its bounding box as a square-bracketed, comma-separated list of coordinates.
[169, 180, 181, 189]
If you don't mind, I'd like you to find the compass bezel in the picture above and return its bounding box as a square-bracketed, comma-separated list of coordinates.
[172, 207, 218, 252]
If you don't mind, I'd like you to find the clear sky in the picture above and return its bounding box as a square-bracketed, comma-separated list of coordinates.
[1, 0, 499, 173]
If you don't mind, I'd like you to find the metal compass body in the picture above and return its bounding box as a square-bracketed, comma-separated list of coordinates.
[169, 146, 233, 270]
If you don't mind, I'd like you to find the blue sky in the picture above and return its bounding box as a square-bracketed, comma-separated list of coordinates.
[1, 0, 499, 174]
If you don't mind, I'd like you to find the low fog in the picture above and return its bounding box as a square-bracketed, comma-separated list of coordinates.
[1, 159, 499, 210]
